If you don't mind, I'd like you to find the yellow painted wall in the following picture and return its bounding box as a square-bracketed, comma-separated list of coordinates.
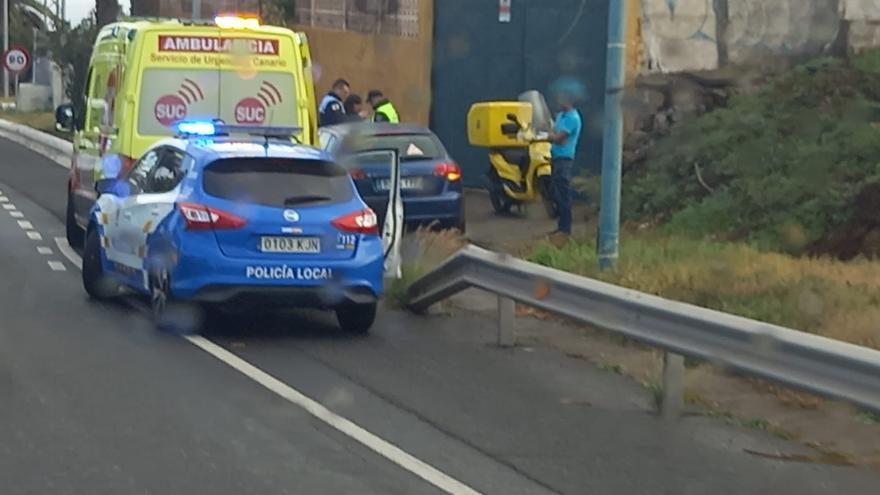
[626, 0, 643, 84]
[289, 0, 434, 126]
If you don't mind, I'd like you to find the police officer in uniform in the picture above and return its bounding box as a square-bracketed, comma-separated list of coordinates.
[367, 90, 400, 123]
[319, 79, 351, 127]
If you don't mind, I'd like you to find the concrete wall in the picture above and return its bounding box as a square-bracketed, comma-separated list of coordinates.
[287, 0, 434, 126]
[845, 0, 880, 52]
[639, 0, 880, 74]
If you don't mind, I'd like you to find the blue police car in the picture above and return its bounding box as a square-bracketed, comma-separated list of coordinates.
[81, 122, 386, 334]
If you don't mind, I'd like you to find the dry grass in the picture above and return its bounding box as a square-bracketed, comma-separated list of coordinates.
[530, 235, 880, 349]
[385, 227, 466, 308]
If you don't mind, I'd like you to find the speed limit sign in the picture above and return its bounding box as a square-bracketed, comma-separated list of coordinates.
[3, 48, 31, 74]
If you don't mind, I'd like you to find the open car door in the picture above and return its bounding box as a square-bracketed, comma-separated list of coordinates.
[342, 149, 404, 279]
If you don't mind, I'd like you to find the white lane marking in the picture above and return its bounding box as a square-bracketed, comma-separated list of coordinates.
[47, 261, 66, 271]
[10, 211, 24, 218]
[0, 196, 8, 202]
[185, 336, 482, 495]
[37, 246, 53, 255]
[26, 231, 42, 240]
[55, 237, 82, 270]
[17, 220, 33, 229]
[52, 238, 483, 495]
[2, 203, 14, 210]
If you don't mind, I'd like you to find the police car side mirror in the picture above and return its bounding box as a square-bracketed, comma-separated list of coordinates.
[55, 104, 75, 132]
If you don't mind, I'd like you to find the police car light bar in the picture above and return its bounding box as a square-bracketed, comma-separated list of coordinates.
[175, 120, 302, 139]
[176, 120, 218, 136]
[216, 124, 304, 139]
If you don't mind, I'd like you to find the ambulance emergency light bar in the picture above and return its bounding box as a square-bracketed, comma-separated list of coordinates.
[214, 15, 260, 29]
[176, 120, 302, 139]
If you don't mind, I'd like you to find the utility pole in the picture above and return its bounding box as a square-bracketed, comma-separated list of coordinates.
[192, 0, 202, 19]
[2, 0, 8, 99]
[32, 27, 37, 83]
[597, 0, 628, 271]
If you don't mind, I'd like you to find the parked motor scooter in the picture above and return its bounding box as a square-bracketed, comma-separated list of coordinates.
[467, 90, 558, 218]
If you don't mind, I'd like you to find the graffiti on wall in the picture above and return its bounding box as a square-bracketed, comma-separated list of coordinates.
[642, 0, 842, 73]
[290, 0, 420, 38]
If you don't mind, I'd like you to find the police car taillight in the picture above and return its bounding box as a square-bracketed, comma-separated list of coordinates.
[178, 202, 246, 230]
[332, 208, 378, 235]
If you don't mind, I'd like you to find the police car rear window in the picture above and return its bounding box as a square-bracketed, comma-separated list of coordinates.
[203, 158, 353, 208]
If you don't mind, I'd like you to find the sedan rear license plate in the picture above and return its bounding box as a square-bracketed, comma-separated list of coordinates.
[375, 177, 423, 191]
[260, 236, 320, 254]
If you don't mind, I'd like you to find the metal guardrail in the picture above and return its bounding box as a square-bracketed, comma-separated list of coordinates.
[408, 245, 880, 416]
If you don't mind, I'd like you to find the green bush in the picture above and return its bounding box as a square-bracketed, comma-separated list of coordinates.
[622, 52, 880, 253]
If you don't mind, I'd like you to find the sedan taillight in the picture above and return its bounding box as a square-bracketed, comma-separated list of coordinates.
[434, 162, 462, 182]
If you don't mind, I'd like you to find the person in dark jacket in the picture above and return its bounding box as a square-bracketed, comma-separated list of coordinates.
[367, 90, 400, 123]
[342, 94, 366, 122]
[319, 79, 351, 127]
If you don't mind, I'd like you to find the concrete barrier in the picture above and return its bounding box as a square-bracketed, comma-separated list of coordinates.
[0, 118, 73, 169]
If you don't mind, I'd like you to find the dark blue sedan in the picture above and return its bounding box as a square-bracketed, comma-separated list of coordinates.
[318, 123, 465, 232]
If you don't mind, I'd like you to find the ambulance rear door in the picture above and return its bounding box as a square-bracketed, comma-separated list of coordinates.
[215, 31, 302, 138]
[132, 27, 224, 157]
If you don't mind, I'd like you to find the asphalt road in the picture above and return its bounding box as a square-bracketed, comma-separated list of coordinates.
[1, 135, 878, 494]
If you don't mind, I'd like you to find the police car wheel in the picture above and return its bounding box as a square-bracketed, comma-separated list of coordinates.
[82, 229, 113, 300]
[150, 269, 203, 334]
[150, 268, 170, 325]
[336, 302, 377, 335]
[66, 193, 84, 249]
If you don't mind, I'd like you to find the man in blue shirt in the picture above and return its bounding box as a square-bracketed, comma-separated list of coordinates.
[548, 91, 582, 236]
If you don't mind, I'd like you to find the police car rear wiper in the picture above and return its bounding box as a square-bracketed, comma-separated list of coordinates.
[283, 195, 332, 205]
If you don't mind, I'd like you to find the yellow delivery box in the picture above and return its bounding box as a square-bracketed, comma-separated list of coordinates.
[467, 101, 532, 148]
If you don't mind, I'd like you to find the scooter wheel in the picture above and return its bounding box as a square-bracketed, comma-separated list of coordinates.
[489, 186, 512, 214]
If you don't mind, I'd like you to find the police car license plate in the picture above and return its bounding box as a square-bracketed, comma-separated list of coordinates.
[375, 177, 423, 191]
[260, 236, 320, 254]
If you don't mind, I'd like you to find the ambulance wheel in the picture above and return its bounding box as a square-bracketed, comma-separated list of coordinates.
[82, 228, 114, 300]
[336, 302, 377, 335]
[66, 192, 84, 249]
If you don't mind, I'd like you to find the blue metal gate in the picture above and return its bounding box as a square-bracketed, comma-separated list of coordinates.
[431, 0, 609, 187]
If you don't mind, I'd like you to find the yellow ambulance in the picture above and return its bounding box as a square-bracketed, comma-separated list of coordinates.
[57, 15, 319, 246]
